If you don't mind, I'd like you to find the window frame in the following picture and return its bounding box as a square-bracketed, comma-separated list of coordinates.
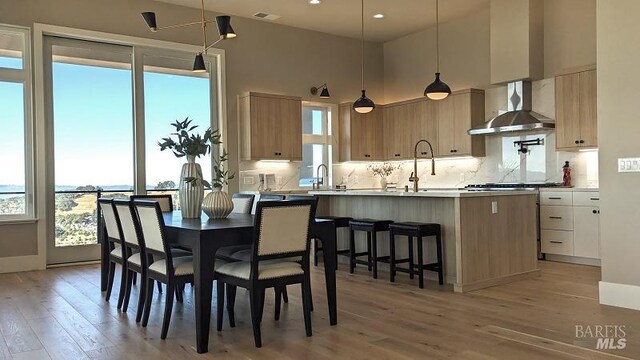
[0, 25, 34, 222]
[300, 102, 333, 188]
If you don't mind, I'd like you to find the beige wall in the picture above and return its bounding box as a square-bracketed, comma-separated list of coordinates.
[544, 0, 596, 78]
[383, 9, 491, 104]
[0, 223, 37, 257]
[597, 0, 640, 287]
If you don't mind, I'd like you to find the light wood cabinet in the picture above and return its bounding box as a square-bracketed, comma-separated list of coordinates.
[573, 206, 600, 258]
[555, 69, 597, 150]
[436, 89, 485, 157]
[338, 104, 383, 162]
[239, 92, 302, 161]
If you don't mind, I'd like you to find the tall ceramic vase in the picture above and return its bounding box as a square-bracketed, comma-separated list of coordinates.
[202, 187, 234, 219]
[179, 155, 204, 219]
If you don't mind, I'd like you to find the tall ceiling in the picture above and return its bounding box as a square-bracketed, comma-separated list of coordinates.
[152, 0, 490, 42]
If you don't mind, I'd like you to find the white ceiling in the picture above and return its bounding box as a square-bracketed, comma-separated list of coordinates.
[153, 0, 490, 42]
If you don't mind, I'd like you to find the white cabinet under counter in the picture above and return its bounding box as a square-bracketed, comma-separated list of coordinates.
[540, 188, 600, 266]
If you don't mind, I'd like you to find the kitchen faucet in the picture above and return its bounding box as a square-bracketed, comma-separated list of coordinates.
[409, 139, 436, 192]
[313, 163, 329, 190]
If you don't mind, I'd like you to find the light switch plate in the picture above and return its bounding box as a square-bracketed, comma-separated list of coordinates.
[491, 201, 498, 214]
[618, 157, 640, 172]
[243, 176, 255, 185]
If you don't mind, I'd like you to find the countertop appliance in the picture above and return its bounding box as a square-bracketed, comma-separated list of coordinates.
[464, 182, 564, 260]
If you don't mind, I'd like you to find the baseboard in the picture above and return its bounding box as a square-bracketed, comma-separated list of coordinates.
[599, 281, 640, 310]
[545, 254, 601, 267]
[0, 255, 45, 273]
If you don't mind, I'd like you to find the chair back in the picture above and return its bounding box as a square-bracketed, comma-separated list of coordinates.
[113, 199, 142, 249]
[131, 194, 173, 212]
[98, 198, 120, 247]
[231, 193, 255, 214]
[287, 195, 319, 220]
[252, 200, 313, 262]
[133, 200, 168, 256]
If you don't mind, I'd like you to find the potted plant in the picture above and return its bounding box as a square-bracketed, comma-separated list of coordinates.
[367, 162, 401, 189]
[159, 118, 232, 218]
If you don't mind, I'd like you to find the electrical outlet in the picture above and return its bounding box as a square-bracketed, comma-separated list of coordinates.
[491, 201, 498, 214]
[243, 176, 255, 185]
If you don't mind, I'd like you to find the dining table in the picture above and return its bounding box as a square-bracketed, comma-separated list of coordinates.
[99, 211, 338, 354]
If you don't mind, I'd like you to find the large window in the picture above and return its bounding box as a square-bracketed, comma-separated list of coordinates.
[0, 26, 32, 220]
[299, 104, 332, 187]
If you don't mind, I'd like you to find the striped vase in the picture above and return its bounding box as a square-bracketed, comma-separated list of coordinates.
[202, 187, 234, 219]
[178, 155, 204, 219]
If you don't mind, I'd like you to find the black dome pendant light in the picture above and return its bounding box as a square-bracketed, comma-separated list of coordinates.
[424, 0, 451, 100]
[353, 0, 375, 113]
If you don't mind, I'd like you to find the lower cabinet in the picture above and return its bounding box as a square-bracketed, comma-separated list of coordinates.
[573, 206, 600, 258]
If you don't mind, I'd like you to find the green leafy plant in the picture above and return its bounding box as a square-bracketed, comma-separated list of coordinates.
[159, 117, 235, 189]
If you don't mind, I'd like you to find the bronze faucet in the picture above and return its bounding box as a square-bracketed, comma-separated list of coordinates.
[409, 139, 436, 192]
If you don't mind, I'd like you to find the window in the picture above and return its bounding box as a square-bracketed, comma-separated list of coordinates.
[0, 26, 32, 220]
[299, 104, 332, 187]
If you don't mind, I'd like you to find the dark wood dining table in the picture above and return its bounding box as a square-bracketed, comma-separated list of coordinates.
[100, 211, 338, 354]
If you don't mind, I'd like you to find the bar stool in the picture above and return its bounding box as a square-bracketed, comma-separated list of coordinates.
[349, 219, 394, 279]
[314, 216, 353, 268]
[389, 222, 444, 288]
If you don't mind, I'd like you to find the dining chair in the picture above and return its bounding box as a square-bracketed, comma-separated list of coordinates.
[231, 193, 255, 214]
[214, 199, 314, 348]
[134, 199, 198, 339]
[98, 198, 127, 309]
[130, 194, 173, 212]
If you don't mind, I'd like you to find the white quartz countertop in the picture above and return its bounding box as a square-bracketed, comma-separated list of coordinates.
[539, 187, 599, 192]
[309, 189, 537, 198]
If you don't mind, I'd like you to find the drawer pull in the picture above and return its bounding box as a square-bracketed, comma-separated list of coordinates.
[549, 216, 563, 219]
[548, 197, 562, 200]
[590, 197, 599, 201]
[550, 241, 563, 244]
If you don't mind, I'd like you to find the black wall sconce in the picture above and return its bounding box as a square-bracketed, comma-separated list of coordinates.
[310, 83, 330, 98]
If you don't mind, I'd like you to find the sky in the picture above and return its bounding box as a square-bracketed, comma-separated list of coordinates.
[0, 54, 213, 190]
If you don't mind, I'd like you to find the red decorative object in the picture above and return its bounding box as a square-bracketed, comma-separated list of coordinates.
[562, 161, 572, 187]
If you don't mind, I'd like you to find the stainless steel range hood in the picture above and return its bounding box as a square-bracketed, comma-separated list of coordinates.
[468, 81, 554, 135]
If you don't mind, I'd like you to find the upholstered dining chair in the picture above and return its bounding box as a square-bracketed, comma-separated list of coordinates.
[231, 193, 255, 214]
[134, 199, 199, 339]
[214, 199, 314, 348]
[98, 198, 127, 309]
[130, 194, 173, 212]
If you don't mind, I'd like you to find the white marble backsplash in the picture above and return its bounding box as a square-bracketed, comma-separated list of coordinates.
[238, 77, 599, 192]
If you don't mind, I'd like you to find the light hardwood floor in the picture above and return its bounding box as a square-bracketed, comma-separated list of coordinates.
[0, 261, 637, 359]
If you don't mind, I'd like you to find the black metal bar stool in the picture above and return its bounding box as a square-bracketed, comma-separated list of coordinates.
[314, 216, 353, 268]
[349, 219, 394, 279]
[389, 222, 443, 288]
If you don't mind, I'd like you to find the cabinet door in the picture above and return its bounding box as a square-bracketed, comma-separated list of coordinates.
[415, 99, 438, 155]
[453, 93, 472, 155]
[555, 73, 581, 149]
[384, 104, 413, 160]
[579, 70, 597, 148]
[279, 98, 302, 161]
[573, 206, 600, 258]
[350, 109, 383, 160]
[250, 95, 281, 159]
[338, 104, 351, 162]
[436, 96, 455, 156]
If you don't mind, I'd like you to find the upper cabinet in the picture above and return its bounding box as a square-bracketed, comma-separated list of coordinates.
[555, 69, 597, 150]
[383, 98, 438, 160]
[338, 104, 383, 161]
[436, 89, 486, 157]
[239, 92, 302, 161]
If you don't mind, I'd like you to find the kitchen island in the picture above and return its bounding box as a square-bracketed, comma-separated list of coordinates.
[309, 189, 539, 292]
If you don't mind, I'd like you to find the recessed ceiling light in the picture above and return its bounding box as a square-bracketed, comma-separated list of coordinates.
[309, 0, 321, 4]
[373, 13, 384, 19]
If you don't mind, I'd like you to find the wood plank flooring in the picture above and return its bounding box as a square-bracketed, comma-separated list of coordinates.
[0, 261, 638, 359]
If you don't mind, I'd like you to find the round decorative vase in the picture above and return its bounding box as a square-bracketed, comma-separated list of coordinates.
[202, 188, 234, 219]
[380, 177, 388, 189]
[179, 155, 204, 219]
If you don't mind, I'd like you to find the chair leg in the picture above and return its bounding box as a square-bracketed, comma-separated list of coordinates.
[313, 238, 319, 267]
[116, 264, 127, 310]
[301, 277, 313, 337]
[122, 269, 134, 313]
[349, 229, 356, 274]
[305, 270, 314, 312]
[216, 280, 224, 331]
[249, 289, 263, 348]
[132, 272, 137, 285]
[157, 281, 163, 293]
[226, 284, 236, 328]
[258, 288, 266, 323]
[408, 236, 415, 280]
[142, 277, 154, 327]
[135, 271, 147, 323]
[371, 231, 378, 279]
[105, 262, 116, 302]
[389, 229, 396, 283]
[417, 236, 424, 289]
[175, 284, 184, 303]
[274, 287, 282, 321]
[282, 286, 289, 303]
[366, 232, 372, 272]
[161, 280, 175, 339]
[436, 232, 444, 285]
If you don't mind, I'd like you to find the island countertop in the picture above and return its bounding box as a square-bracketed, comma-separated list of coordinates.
[309, 188, 537, 198]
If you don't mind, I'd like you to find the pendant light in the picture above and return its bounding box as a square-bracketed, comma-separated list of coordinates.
[424, 0, 451, 100]
[353, 0, 375, 113]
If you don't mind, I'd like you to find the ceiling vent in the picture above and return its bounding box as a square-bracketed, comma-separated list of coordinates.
[253, 12, 281, 21]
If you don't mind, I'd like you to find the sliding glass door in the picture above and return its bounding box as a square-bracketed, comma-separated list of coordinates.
[44, 37, 216, 265]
